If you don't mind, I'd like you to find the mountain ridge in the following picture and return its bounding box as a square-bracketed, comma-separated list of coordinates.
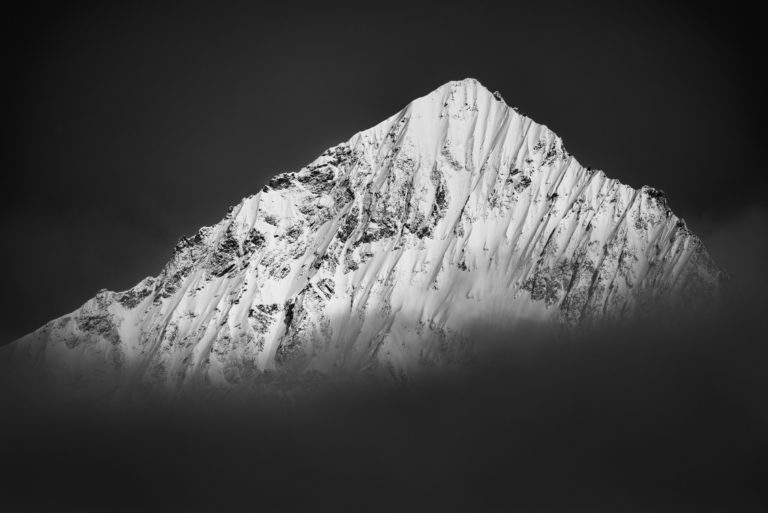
[4, 78, 723, 395]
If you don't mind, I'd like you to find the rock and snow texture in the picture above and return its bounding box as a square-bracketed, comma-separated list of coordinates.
[8, 79, 722, 392]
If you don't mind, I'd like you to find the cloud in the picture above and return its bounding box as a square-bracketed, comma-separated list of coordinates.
[699, 204, 768, 300]
[2, 295, 766, 512]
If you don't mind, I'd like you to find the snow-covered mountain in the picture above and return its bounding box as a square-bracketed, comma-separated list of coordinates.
[6, 78, 722, 394]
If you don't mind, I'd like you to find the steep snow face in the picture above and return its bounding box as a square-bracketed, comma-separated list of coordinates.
[8, 79, 722, 393]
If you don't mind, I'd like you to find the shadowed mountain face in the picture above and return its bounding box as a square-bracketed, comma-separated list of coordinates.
[3, 79, 722, 396]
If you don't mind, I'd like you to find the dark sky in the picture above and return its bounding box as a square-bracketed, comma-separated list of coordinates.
[3, 0, 765, 342]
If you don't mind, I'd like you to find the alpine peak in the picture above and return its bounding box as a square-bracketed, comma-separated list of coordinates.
[3, 79, 723, 395]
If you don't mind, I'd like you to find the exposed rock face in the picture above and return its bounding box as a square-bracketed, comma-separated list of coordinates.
[6, 79, 722, 394]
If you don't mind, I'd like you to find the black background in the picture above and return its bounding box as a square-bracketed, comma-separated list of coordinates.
[2, 2, 768, 512]
[3, 0, 766, 342]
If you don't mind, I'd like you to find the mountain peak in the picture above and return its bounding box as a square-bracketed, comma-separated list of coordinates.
[416, 77, 499, 110]
[440, 77, 486, 91]
[4, 80, 723, 395]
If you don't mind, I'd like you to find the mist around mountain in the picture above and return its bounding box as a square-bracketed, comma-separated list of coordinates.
[1, 280, 765, 512]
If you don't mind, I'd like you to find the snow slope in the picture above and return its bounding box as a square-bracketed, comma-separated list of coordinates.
[6, 78, 722, 394]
